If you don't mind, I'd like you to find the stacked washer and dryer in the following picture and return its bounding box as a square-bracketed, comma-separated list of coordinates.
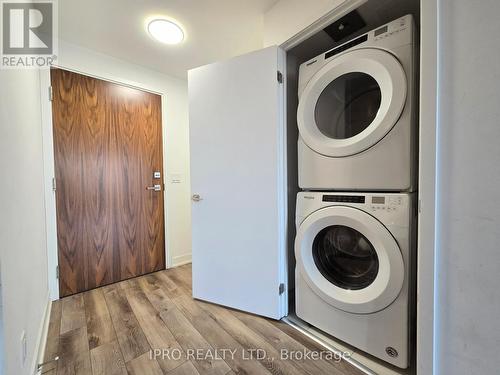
[294, 15, 417, 369]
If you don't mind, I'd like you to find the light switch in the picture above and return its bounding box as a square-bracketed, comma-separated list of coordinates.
[170, 174, 183, 184]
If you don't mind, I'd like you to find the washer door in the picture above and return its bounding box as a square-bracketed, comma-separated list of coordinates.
[295, 206, 404, 314]
[297, 48, 407, 157]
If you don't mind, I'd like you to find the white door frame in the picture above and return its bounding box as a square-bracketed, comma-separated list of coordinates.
[40, 66, 172, 301]
[415, 1, 438, 374]
[279, 0, 439, 373]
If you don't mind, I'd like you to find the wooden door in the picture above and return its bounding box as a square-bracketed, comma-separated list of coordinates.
[189, 46, 288, 319]
[51, 68, 165, 297]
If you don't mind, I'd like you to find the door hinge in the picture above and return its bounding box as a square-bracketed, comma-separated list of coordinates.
[48, 86, 53, 101]
[279, 283, 285, 295]
[277, 71, 283, 84]
[56, 265, 59, 279]
[52, 177, 57, 192]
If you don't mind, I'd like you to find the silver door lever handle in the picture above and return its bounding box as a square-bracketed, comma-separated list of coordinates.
[146, 184, 162, 191]
[192, 194, 203, 202]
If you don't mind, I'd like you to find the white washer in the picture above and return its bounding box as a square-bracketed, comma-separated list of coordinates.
[297, 15, 417, 191]
[295, 191, 415, 368]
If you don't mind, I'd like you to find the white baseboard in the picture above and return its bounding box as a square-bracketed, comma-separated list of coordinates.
[31, 294, 51, 375]
[170, 253, 192, 267]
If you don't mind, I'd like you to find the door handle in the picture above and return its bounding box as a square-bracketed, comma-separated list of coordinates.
[192, 194, 203, 202]
[146, 184, 162, 192]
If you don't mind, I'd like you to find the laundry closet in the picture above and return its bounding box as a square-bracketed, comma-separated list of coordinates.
[188, 1, 420, 374]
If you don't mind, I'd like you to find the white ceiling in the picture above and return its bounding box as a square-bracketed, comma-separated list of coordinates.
[58, 0, 279, 79]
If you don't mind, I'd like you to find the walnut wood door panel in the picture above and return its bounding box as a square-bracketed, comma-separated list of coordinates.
[51, 68, 165, 297]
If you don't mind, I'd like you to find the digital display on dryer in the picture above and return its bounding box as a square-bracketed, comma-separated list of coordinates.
[372, 196, 386, 204]
[374, 25, 388, 36]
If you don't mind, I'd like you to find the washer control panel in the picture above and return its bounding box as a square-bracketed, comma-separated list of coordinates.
[370, 195, 403, 212]
[296, 192, 412, 227]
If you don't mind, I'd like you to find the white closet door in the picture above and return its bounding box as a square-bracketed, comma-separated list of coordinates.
[188, 46, 287, 319]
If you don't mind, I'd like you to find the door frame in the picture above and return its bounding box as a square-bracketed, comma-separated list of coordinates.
[40, 65, 171, 300]
[278, 0, 439, 373]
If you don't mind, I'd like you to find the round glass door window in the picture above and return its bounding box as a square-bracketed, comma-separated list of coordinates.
[312, 225, 379, 290]
[314, 72, 382, 139]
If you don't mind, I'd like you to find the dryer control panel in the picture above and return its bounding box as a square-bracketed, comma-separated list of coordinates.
[373, 15, 411, 43]
[298, 14, 414, 98]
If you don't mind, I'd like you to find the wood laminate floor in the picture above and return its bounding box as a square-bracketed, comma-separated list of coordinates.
[42, 264, 363, 375]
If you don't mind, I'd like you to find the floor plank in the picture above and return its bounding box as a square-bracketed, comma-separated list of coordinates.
[137, 274, 178, 313]
[101, 282, 120, 295]
[60, 294, 86, 334]
[103, 284, 151, 362]
[45, 264, 363, 375]
[139, 275, 231, 375]
[232, 309, 348, 375]
[57, 326, 92, 375]
[197, 300, 305, 375]
[90, 340, 127, 375]
[126, 352, 164, 375]
[161, 275, 271, 375]
[167, 361, 201, 375]
[84, 288, 116, 349]
[160, 306, 231, 375]
[123, 278, 186, 373]
[165, 267, 192, 294]
[154, 271, 185, 299]
[42, 300, 61, 372]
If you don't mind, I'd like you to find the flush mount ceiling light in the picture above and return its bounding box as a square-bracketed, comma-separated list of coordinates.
[147, 18, 185, 45]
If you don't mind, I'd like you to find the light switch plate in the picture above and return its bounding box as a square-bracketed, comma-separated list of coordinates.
[170, 174, 183, 184]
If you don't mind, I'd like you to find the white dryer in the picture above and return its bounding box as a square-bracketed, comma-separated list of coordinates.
[297, 15, 417, 191]
[295, 191, 415, 368]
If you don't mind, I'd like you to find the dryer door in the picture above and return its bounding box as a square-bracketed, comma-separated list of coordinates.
[297, 48, 407, 157]
[295, 206, 404, 314]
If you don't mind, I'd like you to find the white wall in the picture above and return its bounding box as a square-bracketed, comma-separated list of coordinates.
[55, 40, 192, 270]
[0, 69, 50, 375]
[436, 0, 500, 373]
